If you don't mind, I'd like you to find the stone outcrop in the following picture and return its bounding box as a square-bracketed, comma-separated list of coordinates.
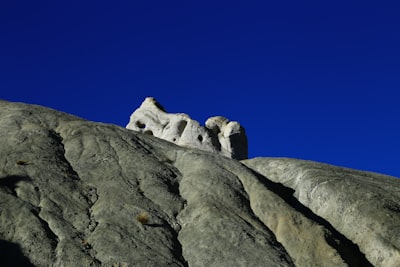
[1, 100, 400, 266]
[242, 158, 400, 267]
[126, 97, 248, 160]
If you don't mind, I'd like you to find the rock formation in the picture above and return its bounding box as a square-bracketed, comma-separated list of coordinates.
[126, 97, 248, 160]
[0, 100, 399, 266]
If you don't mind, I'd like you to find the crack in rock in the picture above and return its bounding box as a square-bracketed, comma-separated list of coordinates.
[1, 101, 399, 266]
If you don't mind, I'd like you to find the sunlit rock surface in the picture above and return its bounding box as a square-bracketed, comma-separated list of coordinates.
[0, 100, 399, 266]
[126, 97, 248, 160]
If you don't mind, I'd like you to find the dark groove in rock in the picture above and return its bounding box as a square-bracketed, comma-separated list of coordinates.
[49, 129, 80, 181]
[0, 175, 31, 197]
[31, 208, 59, 252]
[161, 221, 189, 267]
[245, 166, 374, 267]
[225, 169, 296, 266]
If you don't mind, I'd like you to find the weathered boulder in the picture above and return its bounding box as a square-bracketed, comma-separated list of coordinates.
[0, 100, 288, 266]
[126, 97, 248, 160]
[0, 100, 399, 267]
[243, 158, 400, 267]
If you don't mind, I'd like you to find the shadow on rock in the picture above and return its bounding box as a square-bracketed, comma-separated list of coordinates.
[0, 239, 35, 267]
[245, 166, 374, 267]
[0, 175, 32, 196]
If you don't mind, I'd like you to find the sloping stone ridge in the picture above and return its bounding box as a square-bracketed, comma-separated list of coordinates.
[126, 97, 248, 160]
[242, 158, 400, 267]
[0, 100, 399, 266]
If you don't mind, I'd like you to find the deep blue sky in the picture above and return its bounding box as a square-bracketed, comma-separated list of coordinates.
[1, 1, 400, 177]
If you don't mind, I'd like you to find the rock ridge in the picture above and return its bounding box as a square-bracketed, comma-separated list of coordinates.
[0, 100, 399, 266]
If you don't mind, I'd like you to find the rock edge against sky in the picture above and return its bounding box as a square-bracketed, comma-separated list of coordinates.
[0, 99, 399, 266]
[126, 97, 248, 160]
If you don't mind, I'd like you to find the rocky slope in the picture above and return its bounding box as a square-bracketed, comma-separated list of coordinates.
[0, 100, 399, 266]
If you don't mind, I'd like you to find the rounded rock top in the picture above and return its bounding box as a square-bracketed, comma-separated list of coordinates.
[126, 97, 248, 160]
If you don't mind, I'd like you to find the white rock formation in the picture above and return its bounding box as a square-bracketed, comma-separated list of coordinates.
[126, 97, 248, 160]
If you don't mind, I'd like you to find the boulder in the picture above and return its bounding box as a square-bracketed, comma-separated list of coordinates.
[126, 97, 248, 160]
[1, 100, 399, 266]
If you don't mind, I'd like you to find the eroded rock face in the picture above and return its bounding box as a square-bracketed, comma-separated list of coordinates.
[0, 101, 288, 267]
[1, 100, 399, 267]
[242, 158, 400, 267]
[126, 97, 248, 160]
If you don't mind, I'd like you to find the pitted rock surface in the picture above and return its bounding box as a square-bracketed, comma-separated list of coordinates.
[126, 97, 248, 160]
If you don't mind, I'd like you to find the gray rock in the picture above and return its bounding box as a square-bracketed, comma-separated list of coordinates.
[243, 157, 400, 267]
[126, 97, 248, 160]
[0, 100, 399, 266]
[0, 100, 287, 266]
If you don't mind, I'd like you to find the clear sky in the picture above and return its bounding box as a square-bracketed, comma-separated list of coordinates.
[1, 1, 400, 178]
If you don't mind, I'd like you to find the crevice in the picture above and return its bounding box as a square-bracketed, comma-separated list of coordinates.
[244, 165, 374, 267]
[50, 129, 102, 265]
[169, 220, 189, 265]
[166, 163, 189, 267]
[159, 220, 189, 267]
[83, 186, 99, 234]
[177, 120, 188, 136]
[78, 184, 100, 265]
[135, 191, 188, 267]
[205, 128, 222, 151]
[31, 208, 59, 252]
[222, 168, 297, 264]
[76, 231, 102, 266]
[48, 129, 80, 181]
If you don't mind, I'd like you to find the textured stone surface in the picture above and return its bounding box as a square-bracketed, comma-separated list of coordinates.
[126, 97, 248, 160]
[1, 100, 399, 266]
[243, 158, 400, 267]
